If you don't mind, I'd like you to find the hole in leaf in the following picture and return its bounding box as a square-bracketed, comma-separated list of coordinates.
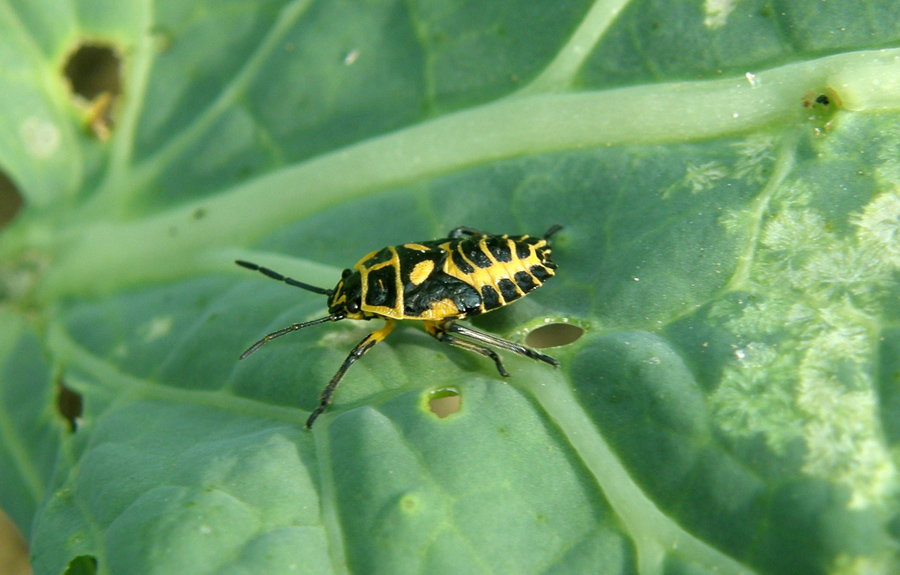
[525, 323, 584, 349]
[0, 170, 23, 228]
[63, 43, 121, 100]
[801, 87, 842, 112]
[428, 387, 460, 418]
[57, 381, 83, 432]
[63, 555, 98, 575]
[62, 42, 122, 140]
[801, 87, 841, 136]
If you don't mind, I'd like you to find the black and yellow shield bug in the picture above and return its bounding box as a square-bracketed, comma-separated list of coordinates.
[237, 225, 562, 428]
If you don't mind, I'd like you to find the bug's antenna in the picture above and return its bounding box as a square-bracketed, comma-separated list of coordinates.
[240, 314, 344, 359]
[236, 260, 334, 296]
[543, 224, 563, 240]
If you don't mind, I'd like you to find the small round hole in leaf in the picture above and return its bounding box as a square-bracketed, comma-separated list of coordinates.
[63, 43, 120, 100]
[428, 387, 460, 418]
[526, 323, 584, 349]
[0, 170, 23, 228]
[62, 42, 122, 140]
[57, 381, 83, 432]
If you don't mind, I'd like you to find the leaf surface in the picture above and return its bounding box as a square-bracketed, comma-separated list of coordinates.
[1, 1, 900, 575]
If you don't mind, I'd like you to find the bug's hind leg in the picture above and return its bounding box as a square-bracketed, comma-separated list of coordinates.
[306, 319, 395, 428]
[448, 226, 491, 239]
[543, 224, 563, 240]
[425, 321, 509, 377]
[446, 322, 559, 368]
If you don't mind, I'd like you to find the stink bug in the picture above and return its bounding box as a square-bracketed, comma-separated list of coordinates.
[237, 224, 562, 428]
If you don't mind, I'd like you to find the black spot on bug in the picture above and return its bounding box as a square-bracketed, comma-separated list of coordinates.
[514, 271, 537, 293]
[514, 241, 532, 260]
[461, 240, 492, 269]
[450, 249, 474, 274]
[365, 265, 396, 308]
[484, 236, 512, 263]
[530, 265, 552, 282]
[497, 278, 520, 302]
[481, 285, 501, 311]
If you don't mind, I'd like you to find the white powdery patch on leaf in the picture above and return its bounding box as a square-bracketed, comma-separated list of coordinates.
[797, 245, 890, 309]
[796, 326, 894, 508]
[731, 134, 776, 184]
[714, 189, 899, 508]
[684, 161, 727, 193]
[711, 342, 803, 453]
[852, 189, 900, 270]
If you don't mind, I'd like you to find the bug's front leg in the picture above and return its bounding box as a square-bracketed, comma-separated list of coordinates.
[424, 320, 509, 377]
[306, 319, 396, 428]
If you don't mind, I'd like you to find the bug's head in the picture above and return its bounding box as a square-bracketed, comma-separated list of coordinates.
[327, 268, 366, 319]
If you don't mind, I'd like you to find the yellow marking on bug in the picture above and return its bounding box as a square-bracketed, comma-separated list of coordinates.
[423, 298, 460, 319]
[365, 304, 401, 318]
[357, 249, 379, 266]
[482, 237, 534, 286]
[404, 243, 431, 251]
[423, 320, 440, 336]
[357, 245, 405, 318]
[409, 259, 434, 286]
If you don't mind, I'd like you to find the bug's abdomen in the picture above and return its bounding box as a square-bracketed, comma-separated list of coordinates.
[444, 234, 557, 316]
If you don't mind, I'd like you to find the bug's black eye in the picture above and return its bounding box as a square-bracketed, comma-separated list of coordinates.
[347, 300, 360, 313]
[342, 268, 352, 278]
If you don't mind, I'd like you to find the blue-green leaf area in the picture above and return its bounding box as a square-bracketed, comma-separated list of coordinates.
[133, 0, 600, 208]
[582, 0, 900, 88]
[329, 381, 629, 575]
[29, 401, 327, 575]
[5, 0, 900, 574]
[568, 330, 890, 575]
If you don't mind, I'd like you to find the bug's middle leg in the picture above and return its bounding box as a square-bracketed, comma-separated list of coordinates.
[425, 320, 510, 377]
[306, 319, 395, 428]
